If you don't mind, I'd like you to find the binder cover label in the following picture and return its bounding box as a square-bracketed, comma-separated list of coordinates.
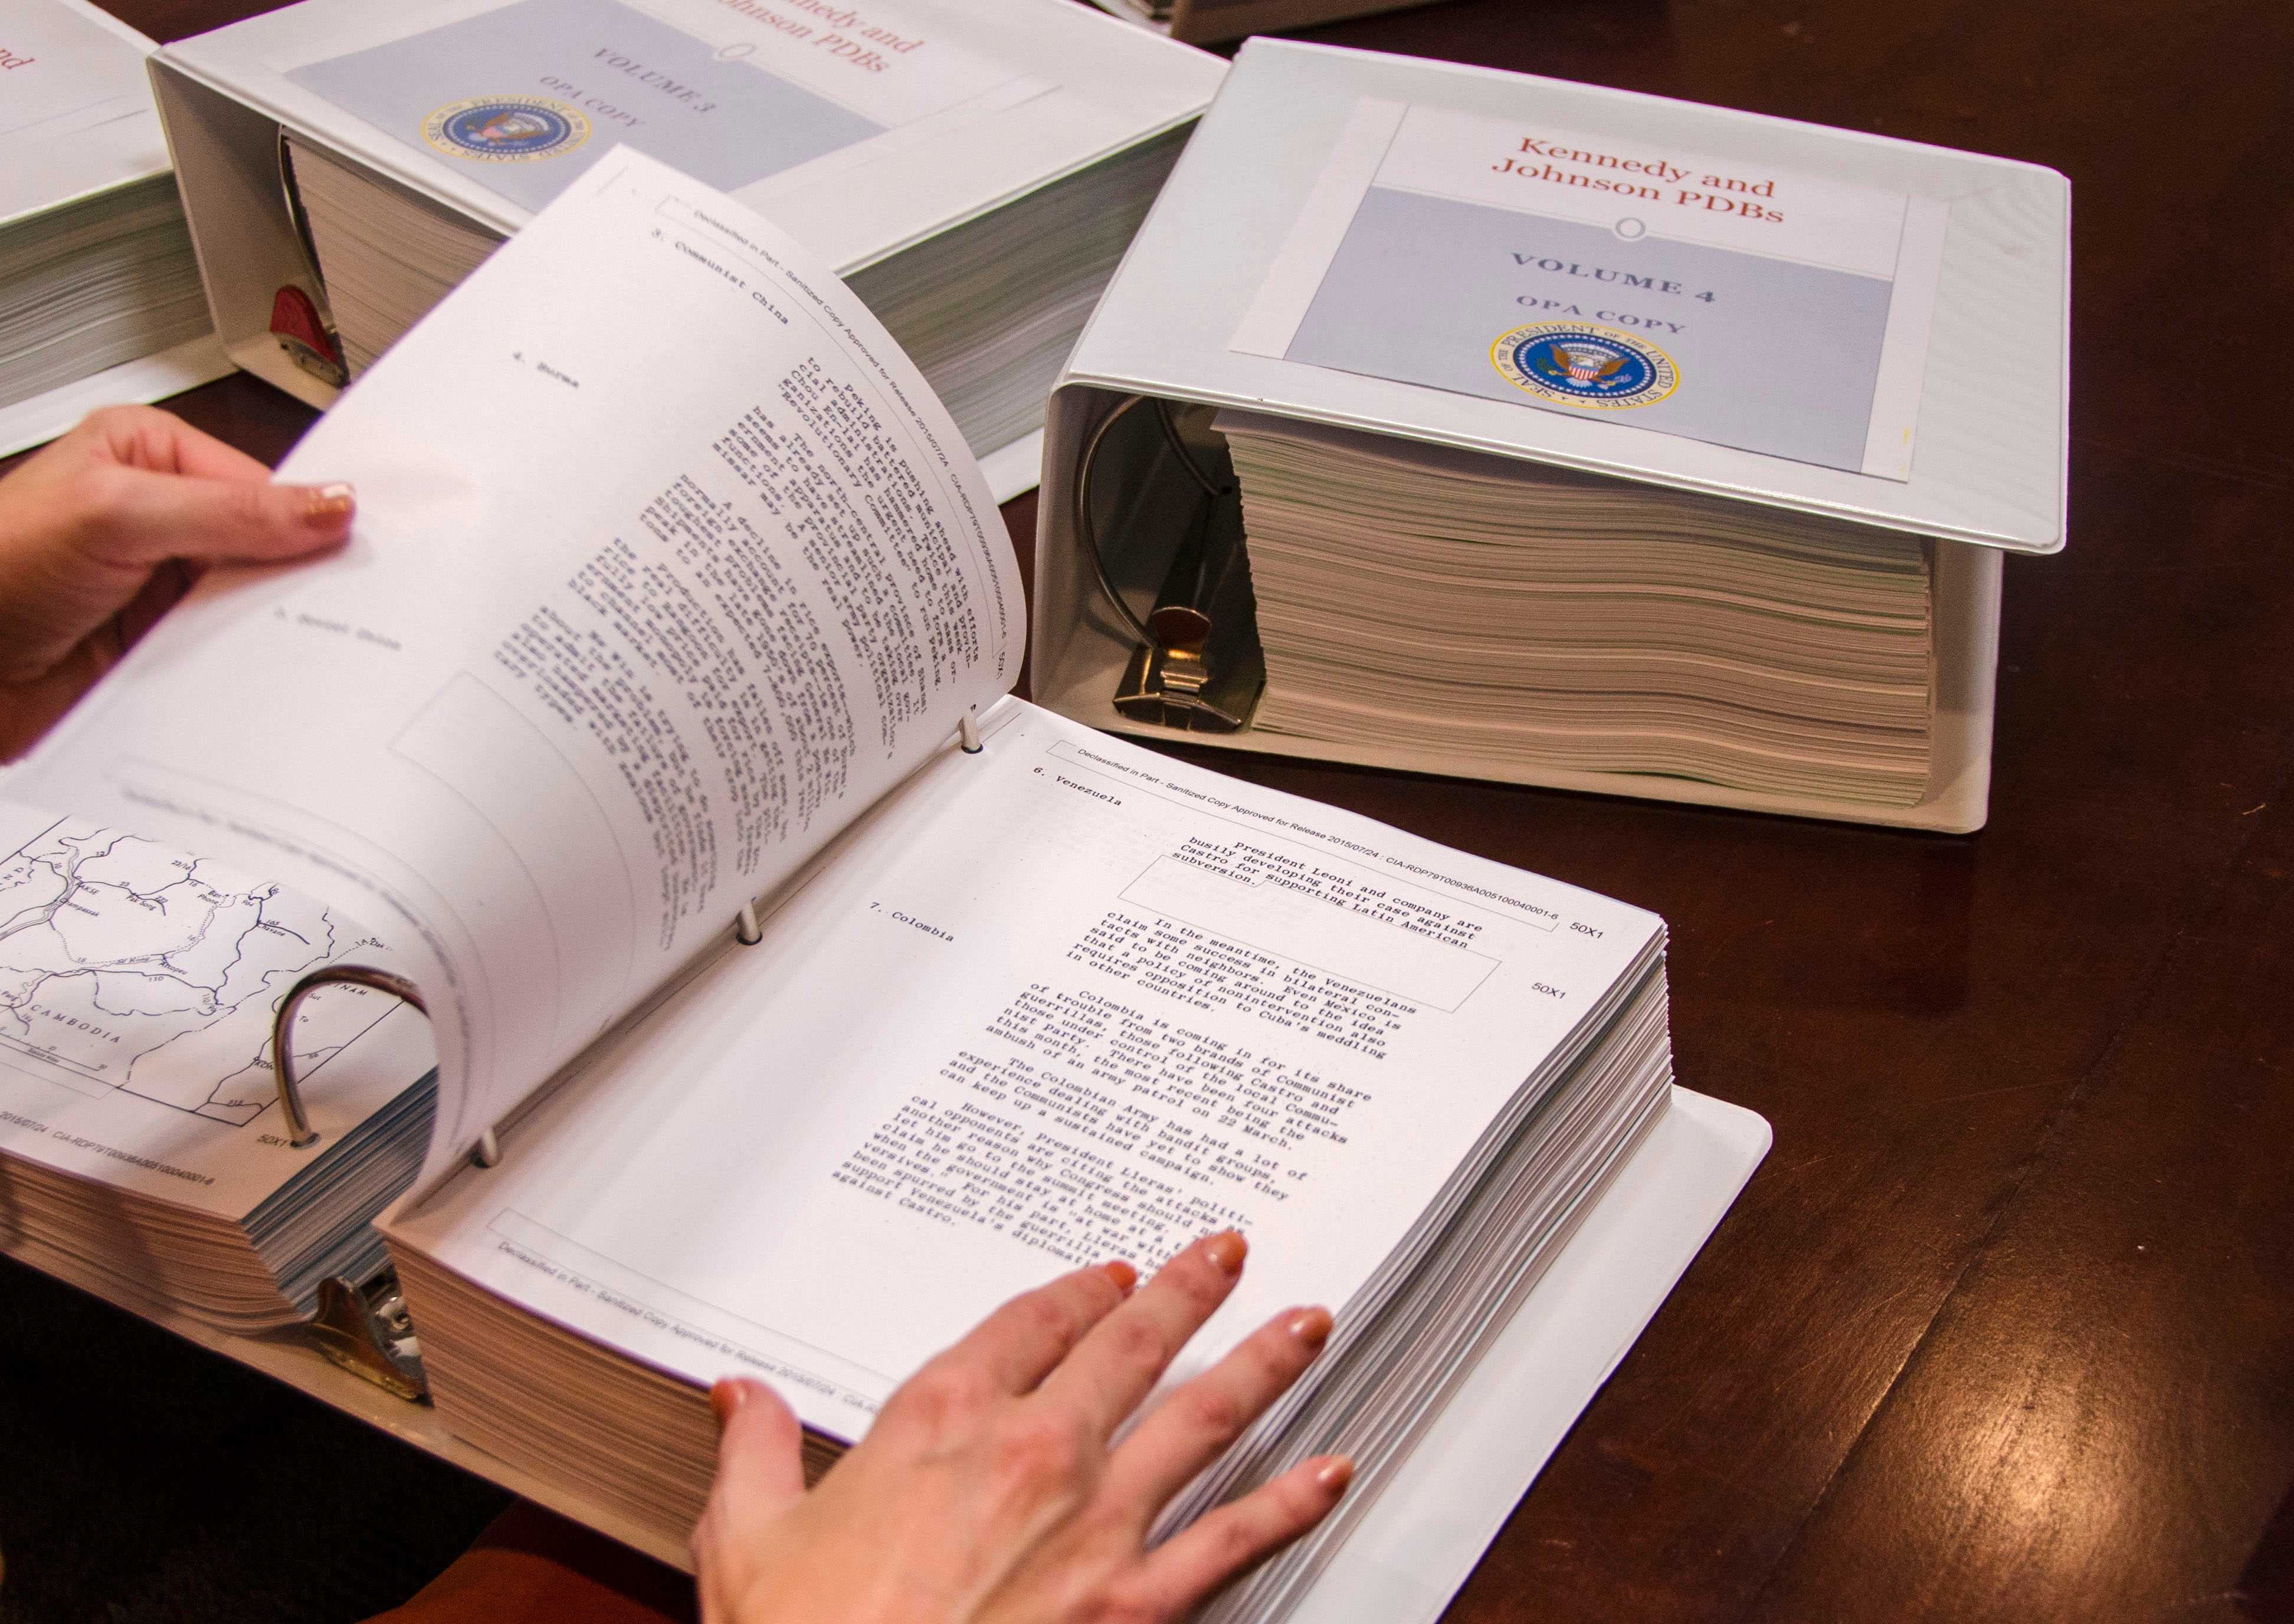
[0, 0, 153, 142]
[1233, 99, 1948, 480]
[289, 0, 1020, 216]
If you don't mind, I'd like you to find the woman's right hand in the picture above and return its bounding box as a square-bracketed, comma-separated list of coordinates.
[693, 1230, 1350, 1624]
[0, 405, 354, 760]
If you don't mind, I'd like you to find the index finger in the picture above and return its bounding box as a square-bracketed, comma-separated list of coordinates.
[937, 1260, 1136, 1395]
[1034, 1229, 1247, 1443]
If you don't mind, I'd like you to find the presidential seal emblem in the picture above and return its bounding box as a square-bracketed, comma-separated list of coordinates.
[1491, 322, 1679, 409]
[422, 96, 590, 163]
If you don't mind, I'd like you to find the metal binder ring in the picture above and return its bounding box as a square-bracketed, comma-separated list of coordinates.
[1076, 394, 1233, 645]
[270, 965, 428, 1149]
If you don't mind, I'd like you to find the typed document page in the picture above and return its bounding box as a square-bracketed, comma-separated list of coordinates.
[12, 147, 1023, 1191]
[391, 702, 1664, 1442]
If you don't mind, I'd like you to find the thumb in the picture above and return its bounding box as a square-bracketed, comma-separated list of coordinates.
[704, 1376, 807, 1521]
[85, 464, 355, 569]
[692, 1376, 807, 1612]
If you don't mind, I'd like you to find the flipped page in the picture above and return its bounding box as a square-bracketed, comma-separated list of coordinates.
[385, 698, 1667, 1440]
[11, 146, 1025, 1194]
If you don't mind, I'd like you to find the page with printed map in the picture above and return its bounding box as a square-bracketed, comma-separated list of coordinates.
[0, 801, 434, 1213]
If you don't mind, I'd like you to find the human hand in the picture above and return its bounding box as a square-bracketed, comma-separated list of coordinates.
[693, 1231, 1349, 1624]
[0, 405, 355, 760]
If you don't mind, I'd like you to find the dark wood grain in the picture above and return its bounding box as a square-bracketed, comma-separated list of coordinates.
[12, 1, 2293, 1620]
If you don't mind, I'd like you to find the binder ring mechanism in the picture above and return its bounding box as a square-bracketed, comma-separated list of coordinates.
[727, 713, 981, 952]
[270, 964, 424, 1149]
[268, 963, 445, 1402]
[1082, 395, 1266, 733]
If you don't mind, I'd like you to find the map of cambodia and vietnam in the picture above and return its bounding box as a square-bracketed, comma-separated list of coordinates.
[0, 818, 395, 1127]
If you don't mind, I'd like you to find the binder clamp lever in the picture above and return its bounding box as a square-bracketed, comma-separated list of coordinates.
[1080, 396, 1266, 733]
[271, 130, 349, 388]
[308, 1266, 430, 1402]
[271, 963, 436, 1401]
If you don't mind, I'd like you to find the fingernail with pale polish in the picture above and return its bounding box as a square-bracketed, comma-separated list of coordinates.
[709, 1377, 746, 1428]
[1101, 1259, 1139, 1295]
[1285, 1306, 1332, 1351]
[1204, 1229, 1247, 1277]
[1313, 1456, 1354, 1494]
[304, 482, 356, 523]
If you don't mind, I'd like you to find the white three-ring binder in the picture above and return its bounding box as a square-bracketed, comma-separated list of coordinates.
[1030, 39, 2072, 833]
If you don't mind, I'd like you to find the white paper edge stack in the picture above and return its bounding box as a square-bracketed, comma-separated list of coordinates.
[0, 0, 231, 459]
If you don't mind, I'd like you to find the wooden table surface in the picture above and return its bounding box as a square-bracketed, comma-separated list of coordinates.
[17, 0, 2294, 1620]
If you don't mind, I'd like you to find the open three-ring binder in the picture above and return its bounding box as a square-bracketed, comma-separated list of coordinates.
[8, 150, 1767, 1619]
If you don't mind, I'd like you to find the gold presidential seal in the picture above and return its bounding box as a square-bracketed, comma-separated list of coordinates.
[1491, 321, 1680, 409]
[422, 96, 591, 163]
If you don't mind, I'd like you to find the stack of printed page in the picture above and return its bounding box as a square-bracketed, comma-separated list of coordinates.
[0, 179, 209, 420]
[1219, 412, 1936, 809]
